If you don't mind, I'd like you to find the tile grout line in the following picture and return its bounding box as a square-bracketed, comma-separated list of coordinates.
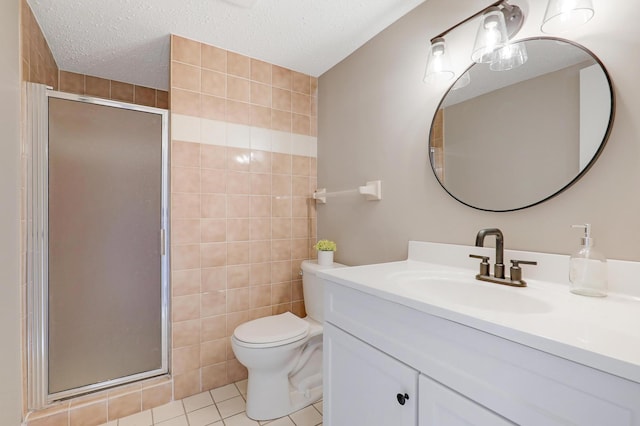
[143, 379, 319, 426]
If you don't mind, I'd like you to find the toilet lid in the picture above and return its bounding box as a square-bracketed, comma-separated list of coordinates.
[234, 312, 310, 345]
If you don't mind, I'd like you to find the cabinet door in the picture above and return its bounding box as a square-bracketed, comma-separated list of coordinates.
[324, 323, 418, 426]
[419, 375, 515, 426]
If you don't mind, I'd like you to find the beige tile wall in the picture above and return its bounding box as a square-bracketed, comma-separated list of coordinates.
[169, 35, 318, 399]
[171, 35, 317, 136]
[20, 2, 319, 422]
[21, 0, 57, 89]
[20, 1, 172, 424]
[24, 376, 172, 426]
[57, 70, 169, 109]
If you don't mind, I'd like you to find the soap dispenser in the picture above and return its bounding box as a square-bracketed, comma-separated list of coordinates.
[569, 224, 608, 297]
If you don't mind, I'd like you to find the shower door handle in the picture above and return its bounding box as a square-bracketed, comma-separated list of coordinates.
[161, 229, 166, 255]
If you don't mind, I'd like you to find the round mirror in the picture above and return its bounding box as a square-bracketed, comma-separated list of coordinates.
[429, 37, 614, 212]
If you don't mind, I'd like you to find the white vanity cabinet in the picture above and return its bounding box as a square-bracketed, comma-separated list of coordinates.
[418, 375, 514, 425]
[324, 323, 418, 425]
[323, 280, 640, 426]
[324, 321, 511, 426]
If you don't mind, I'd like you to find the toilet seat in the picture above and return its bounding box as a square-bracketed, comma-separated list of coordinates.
[233, 312, 310, 348]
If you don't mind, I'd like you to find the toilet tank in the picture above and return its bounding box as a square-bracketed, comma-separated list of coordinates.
[300, 260, 345, 323]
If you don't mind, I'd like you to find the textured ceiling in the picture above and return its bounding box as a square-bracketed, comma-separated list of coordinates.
[28, 0, 427, 90]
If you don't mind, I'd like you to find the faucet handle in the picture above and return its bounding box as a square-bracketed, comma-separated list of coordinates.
[509, 259, 537, 282]
[469, 254, 490, 276]
[510, 259, 537, 267]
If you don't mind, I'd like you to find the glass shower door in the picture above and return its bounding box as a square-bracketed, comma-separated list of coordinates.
[45, 94, 169, 399]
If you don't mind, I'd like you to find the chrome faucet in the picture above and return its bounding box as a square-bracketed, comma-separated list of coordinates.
[475, 228, 505, 278]
[470, 228, 537, 287]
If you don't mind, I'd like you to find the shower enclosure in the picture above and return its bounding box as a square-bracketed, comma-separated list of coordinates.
[25, 83, 170, 408]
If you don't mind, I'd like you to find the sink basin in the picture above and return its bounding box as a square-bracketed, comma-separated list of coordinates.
[389, 270, 553, 314]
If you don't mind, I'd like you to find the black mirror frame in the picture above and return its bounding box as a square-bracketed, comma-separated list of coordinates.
[428, 37, 616, 212]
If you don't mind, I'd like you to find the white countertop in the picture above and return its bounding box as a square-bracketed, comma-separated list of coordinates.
[318, 242, 640, 384]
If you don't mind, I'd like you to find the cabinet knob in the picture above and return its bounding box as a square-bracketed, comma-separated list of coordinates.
[396, 393, 410, 405]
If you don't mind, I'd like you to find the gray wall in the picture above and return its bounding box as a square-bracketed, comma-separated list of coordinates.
[318, 0, 640, 266]
[0, 0, 24, 424]
[443, 66, 580, 210]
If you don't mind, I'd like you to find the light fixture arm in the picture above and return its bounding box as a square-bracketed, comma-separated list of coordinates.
[430, 0, 523, 43]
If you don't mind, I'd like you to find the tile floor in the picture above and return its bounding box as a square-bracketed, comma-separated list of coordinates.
[100, 380, 323, 426]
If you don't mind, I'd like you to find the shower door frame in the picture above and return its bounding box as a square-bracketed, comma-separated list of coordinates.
[26, 85, 170, 409]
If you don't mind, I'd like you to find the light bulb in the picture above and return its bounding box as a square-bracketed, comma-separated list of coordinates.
[472, 7, 509, 64]
[424, 38, 455, 84]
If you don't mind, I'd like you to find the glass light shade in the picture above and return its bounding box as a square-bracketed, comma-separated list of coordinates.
[490, 42, 528, 71]
[451, 71, 471, 90]
[471, 7, 509, 64]
[423, 38, 455, 84]
[541, 0, 594, 33]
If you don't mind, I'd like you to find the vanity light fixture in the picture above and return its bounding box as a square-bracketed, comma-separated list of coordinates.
[471, 6, 510, 64]
[423, 0, 595, 84]
[541, 0, 595, 33]
[490, 41, 528, 71]
[423, 37, 455, 84]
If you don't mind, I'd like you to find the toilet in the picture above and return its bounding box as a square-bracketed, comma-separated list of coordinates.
[231, 260, 344, 420]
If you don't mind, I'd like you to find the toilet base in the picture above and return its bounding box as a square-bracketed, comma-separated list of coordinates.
[245, 371, 322, 421]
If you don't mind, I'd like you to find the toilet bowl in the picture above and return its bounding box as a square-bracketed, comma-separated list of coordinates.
[231, 260, 344, 420]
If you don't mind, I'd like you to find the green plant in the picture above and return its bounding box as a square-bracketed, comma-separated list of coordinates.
[314, 239, 337, 252]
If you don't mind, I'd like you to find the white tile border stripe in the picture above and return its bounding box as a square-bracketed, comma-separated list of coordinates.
[227, 123, 251, 149]
[171, 114, 201, 143]
[271, 131, 292, 155]
[250, 127, 272, 152]
[291, 134, 316, 157]
[201, 119, 226, 146]
[171, 114, 317, 157]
